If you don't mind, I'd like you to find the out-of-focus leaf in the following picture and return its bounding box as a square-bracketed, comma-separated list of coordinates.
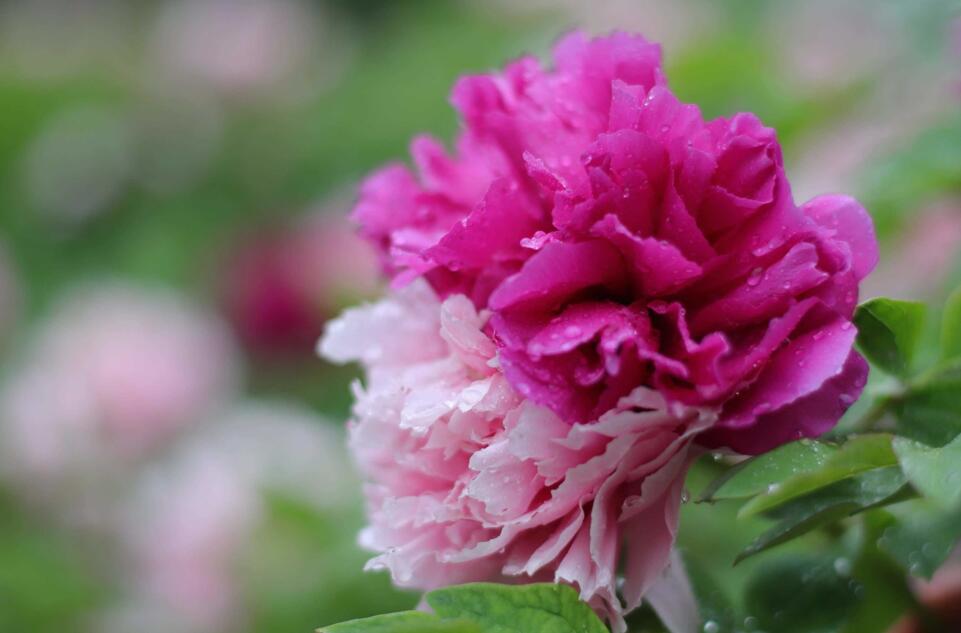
[684, 554, 739, 633]
[893, 435, 961, 509]
[893, 372, 961, 447]
[941, 285, 961, 361]
[854, 298, 926, 377]
[427, 583, 608, 633]
[739, 435, 896, 518]
[877, 502, 961, 580]
[699, 440, 837, 502]
[841, 511, 919, 633]
[318, 611, 480, 633]
[743, 554, 861, 633]
[736, 466, 910, 564]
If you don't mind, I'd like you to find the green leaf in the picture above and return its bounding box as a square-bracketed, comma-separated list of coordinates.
[893, 435, 961, 509]
[894, 373, 961, 446]
[739, 435, 897, 518]
[736, 466, 910, 564]
[684, 555, 739, 633]
[699, 440, 837, 502]
[941, 285, 961, 361]
[877, 502, 961, 580]
[743, 554, 862, 633]
[840, 511, 918, 633]
[854, 298, 926, 376]
[427, 583, 608, 633]
[318, 612, 480, 633]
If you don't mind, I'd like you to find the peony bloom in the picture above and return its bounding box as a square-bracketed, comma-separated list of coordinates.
[322, 281, 710, 630]
[104, 402, 353, 633]
[221, 210, 381, 357]
[0, 282, 239, 521]
[322, 30, 877, 629]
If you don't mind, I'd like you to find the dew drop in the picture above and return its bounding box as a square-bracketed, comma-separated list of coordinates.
[703, 621, 720, 633]
[834, 557, 852, 577]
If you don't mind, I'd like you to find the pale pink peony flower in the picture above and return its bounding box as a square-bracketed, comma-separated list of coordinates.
[0, 282, 240, 515]
[353, 30, 877, 455]
[322, 281, 712, 630]
[106, 401, 352, 633]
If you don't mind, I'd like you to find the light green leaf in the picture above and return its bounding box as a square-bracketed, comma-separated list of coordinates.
[854, 298, 926, 376]
[941, 285, 961, 361]
[743, 554, 861, 633]
[893, 435, 961, 509]
[739, 435, 897, 518]
[877, 502, 961, 580]
[318, 611, 480, 633]
[699, 440, 837, 503]
[427, 583, 608, 633]
[736, 466, 910, 564]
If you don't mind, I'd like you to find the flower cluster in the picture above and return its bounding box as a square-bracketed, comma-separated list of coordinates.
[322, 30, 877, 630]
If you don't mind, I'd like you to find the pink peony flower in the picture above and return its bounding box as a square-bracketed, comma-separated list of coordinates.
[323, 30, 878, 630]
[0, 282, 240, 519]
[322, 281, 711, 630]
[107, 401, 353, 633]
[221, 210, 381, 357]
[353, 30, 877, 454]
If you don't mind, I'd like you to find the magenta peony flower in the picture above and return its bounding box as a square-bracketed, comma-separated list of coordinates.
[222, 210, 381, 357]
[323, 30, 877, 630]
[352, 30, 876, 454]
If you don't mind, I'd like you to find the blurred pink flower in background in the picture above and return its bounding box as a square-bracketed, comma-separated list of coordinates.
[103, 401, 352, 633]
[864, 199, 961, 301]
[222, 210, 381, 357]
[149, 0, 343, 100]
[322, 280, 709, 631]
[0, 282, 240, 521]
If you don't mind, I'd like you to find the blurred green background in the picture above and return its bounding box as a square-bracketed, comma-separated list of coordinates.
[0, 1, 958, 632]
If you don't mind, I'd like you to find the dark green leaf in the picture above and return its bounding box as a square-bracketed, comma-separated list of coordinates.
[743, 554, 861, 633]
[841, 511, 918, 633]
[427, 583, 608, 633]
[877, 503, 961, 580]
[894, 374, 961, 446]
[893, 435, 961, 509]
[739, 435, 897, 518]
[318, 611, 480, 633]
[698, 440, 836, 503]
[854, 298, 926, 376]
[683, 554, 739, 633]
[941, 285, 961, 361]
[736, 467, 910, 564]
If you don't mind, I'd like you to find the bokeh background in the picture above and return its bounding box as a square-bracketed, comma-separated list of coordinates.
[0, 1, 958, 632]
